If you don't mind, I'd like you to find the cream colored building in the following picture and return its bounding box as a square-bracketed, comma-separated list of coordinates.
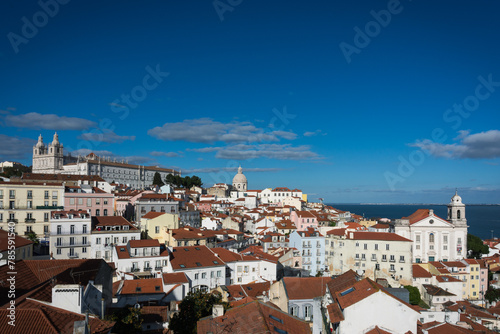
[140, 211, 179, 243]
[326, 230, 413, 287]
[0, 181, 65, 241]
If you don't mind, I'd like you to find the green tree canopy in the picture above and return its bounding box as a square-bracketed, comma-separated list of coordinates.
[165, 174, 203, 188]
[404, 285, 422, 305]
[467, 233, 488, 259]
[152, 172, 165, 187]
[169, 291, 229, 334]
[485, 287, 500, 305]
[106, 306, 143, 334]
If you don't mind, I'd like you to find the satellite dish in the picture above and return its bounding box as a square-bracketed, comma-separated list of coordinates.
[134, 303, 141, 310]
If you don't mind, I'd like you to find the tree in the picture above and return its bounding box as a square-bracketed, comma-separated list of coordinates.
[169, 291, 230, 334]
[467, 233, 488, 259]
[165, 173, 175, 185]
[190, 175, 202, 187]
[404, 285, 421, 305]
[152, 172, 164, 187]
[26, 231, 39, 246]
[485, 287, 500, 305]
[106, 306, 143, 334]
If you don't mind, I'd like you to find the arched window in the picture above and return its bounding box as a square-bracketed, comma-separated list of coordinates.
[289, 305, 299, 316]
[429, 233, 434, 243]
[457, 210, 461, 219]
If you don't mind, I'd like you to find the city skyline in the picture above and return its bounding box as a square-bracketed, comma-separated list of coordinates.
[1, 0, 499, 204]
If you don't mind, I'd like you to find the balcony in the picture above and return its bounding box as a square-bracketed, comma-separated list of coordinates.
[7, 219, 18, 224]
[155, 266, 163, 270]
[36, 205, 64, 210]
[25, 218, 36, 223]
[399, 259, 405, 263]
[371, 257, 377, 262]
[303, 245, 312, 248]
[24, 231, 34, 236]
[381, 258, 387, 262]
[144, 267, 152, 271]
[131, 268, 140, 272]
[389, 259, 396, 263]
[54, 231, 89, 236]
[55, 241, 91, 248]
[389, 268, 396, 273]
[68, 252, 79, 258]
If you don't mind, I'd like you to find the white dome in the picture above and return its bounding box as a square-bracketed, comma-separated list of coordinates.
[450, 189, 462, 204]
[232, 166, 247, 185]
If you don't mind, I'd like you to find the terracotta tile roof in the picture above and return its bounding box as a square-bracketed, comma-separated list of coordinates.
[197, 300, 311, 334]
[240, 246, 279, 264]
[162, 272, 189, 284]
[436, 275, 462, 283]
[230, 296, 257, 307]
[93, 216, 138, 230]
[13, 299, 114, 334]
[142, 211, 166, 219]
[349, 232, 412, 242]
[129, 239, 160, 248]
[140, 305, 170, 324]
[442, 261, 467, 268]
[21, 172, 106, 182]
[327, 228, 346, 236]
[402, 209, 448, 225]
[295, 210, 316, 218]
[283, 277, 334, 300]
[335, 278, 379, 309]
[0, 229, 33, 251]
[272, 187, 292, 192]
[170, 245, 224, 270]
[120, 278, 164, 295]
[327, 303, 344, 323]
[211, 247, 260, 263]
[423, 284, 456, 296]
[446, 301, 496, 320]
[224, 281, 271, 301]
[365, 326, 392, 334]
[326, 270, 359, 295]
[413, 265, 432, 278]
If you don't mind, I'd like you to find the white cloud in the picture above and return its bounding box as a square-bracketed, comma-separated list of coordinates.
[148, 118, 296, 144]
[78, 131, 135, 143]
[186, 147, 221, 153]
[304, 129, 327, 137]
[182, 167, 284, 174]
[410, 130, 500, 159]
[0, 134, 35, 161]
[4, 112, 96, 130]
[215, 143, 321, 160]
[150, 151, 181, 157]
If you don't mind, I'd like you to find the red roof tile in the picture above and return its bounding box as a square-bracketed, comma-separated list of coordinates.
[283, 277, 334, 300]
[170, 245, 224, 270]
[120, 278, 164, 295]
[412, 265, 432, 278]
[129, 239, 160, 248]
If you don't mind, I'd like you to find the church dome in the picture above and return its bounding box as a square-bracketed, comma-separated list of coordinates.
[232, 166, 247, 184]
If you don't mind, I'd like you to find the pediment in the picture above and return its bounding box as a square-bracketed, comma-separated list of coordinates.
[411, 216, 452, 227]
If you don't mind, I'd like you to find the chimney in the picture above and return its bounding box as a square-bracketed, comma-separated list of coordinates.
[212, 304, 224, 318]
[429, 209, 434, 216]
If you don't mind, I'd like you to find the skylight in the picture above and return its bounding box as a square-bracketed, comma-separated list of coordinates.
[274, 327, 287, 334]
[180, 264, 185, 268]
[213, 261, 219, 264]
[340, 287, 355, 296]
[196, 262, 202, 267]
[270, 314, 283, 323]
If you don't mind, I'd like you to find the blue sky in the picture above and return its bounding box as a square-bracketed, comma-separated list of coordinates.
[1, 0, 499, 204]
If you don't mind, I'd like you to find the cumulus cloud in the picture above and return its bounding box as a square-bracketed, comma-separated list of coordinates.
[304, 129, 327, 137]
[215, 143, 321, 160]
[4, 112, 96, 130]
[0, 134, 35, 161]
[410, 130, 500, 159]
[148, 118, 296, 144]
[186, 147, 221, 153]
[150, 151, 181, 157]
[78, 131, 135, 143]
[182, 167, 284, 174]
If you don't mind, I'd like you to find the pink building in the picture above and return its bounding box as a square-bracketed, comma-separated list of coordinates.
[290, 210, 318, 231]
[64, 185, 115, 217]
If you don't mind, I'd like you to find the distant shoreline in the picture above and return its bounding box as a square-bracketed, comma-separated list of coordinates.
[328, 203, 500, 206]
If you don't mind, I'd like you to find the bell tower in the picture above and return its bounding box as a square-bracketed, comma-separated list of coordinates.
[447, 189, 466, 226]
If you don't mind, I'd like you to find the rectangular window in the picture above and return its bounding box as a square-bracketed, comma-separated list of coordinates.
[202, 272, 206, 279]
[122, 237, 127, 244]
[56, 249, 61, 255]
[82, 236, 87, 244]
[82, 247, 87, 253]
[52, 191, 58, 199]
[96, 198, 101, 205]
[96, 251, 101, 258]
[386, 244, 390, 250]
[27, 190, 33, 199]
[390, 255, 395, 262]
[70, 237, 74, 245]
[443, 235, 448, 244]
[195, 273, 199, 279]
[416, 235, 420, 242]
[44, 190, 49, 199]
[96, 237, 101, 244]
[364, 244, 367, 250]
[375, 244, 378, 250]
[70, 198, 75, 205]
[70, 225, 75, 234]
[57, 225, 61, 235]
[155, 226, 160, 234]
[56, 237, 62, 246]
[87, 198, 92, 207]
[44, 225, 48, 233]
[78, 198, 83, 205]
[104, 199, 108, 205]
[8, 190, 15, 199]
